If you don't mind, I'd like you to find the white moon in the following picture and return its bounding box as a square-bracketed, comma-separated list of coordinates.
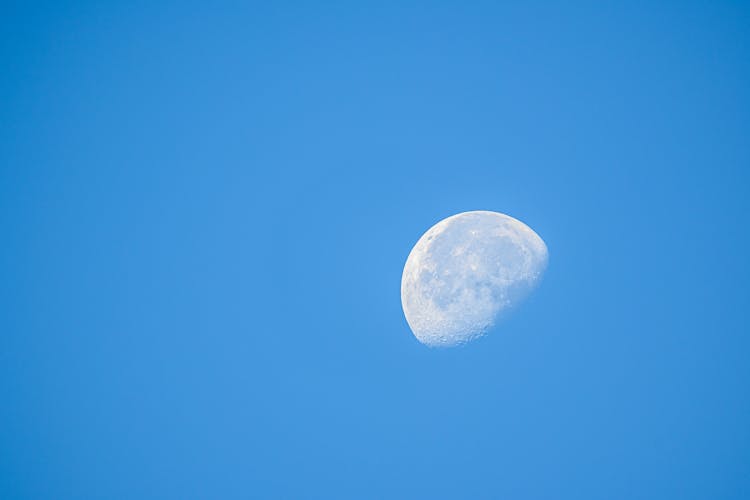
[401, 211, 548, 347]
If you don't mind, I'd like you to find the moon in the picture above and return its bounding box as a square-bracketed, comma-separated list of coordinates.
[401, 211, 548, 347]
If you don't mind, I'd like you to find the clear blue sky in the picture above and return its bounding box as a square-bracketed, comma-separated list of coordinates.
[2, 2, 749, 498]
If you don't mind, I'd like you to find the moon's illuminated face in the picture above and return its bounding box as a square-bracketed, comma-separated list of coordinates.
[401, 211, 548, 347]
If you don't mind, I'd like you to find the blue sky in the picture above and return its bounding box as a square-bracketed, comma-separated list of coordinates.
[2, 2, 749, 498]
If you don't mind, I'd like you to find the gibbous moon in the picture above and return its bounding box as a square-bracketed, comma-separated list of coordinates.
[401, 211, 548, 347]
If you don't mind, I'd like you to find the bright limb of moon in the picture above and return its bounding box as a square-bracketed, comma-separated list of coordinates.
[401, 211, 548, 347]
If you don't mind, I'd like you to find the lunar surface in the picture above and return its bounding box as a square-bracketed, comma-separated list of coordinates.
[401, 211, 548, 347]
